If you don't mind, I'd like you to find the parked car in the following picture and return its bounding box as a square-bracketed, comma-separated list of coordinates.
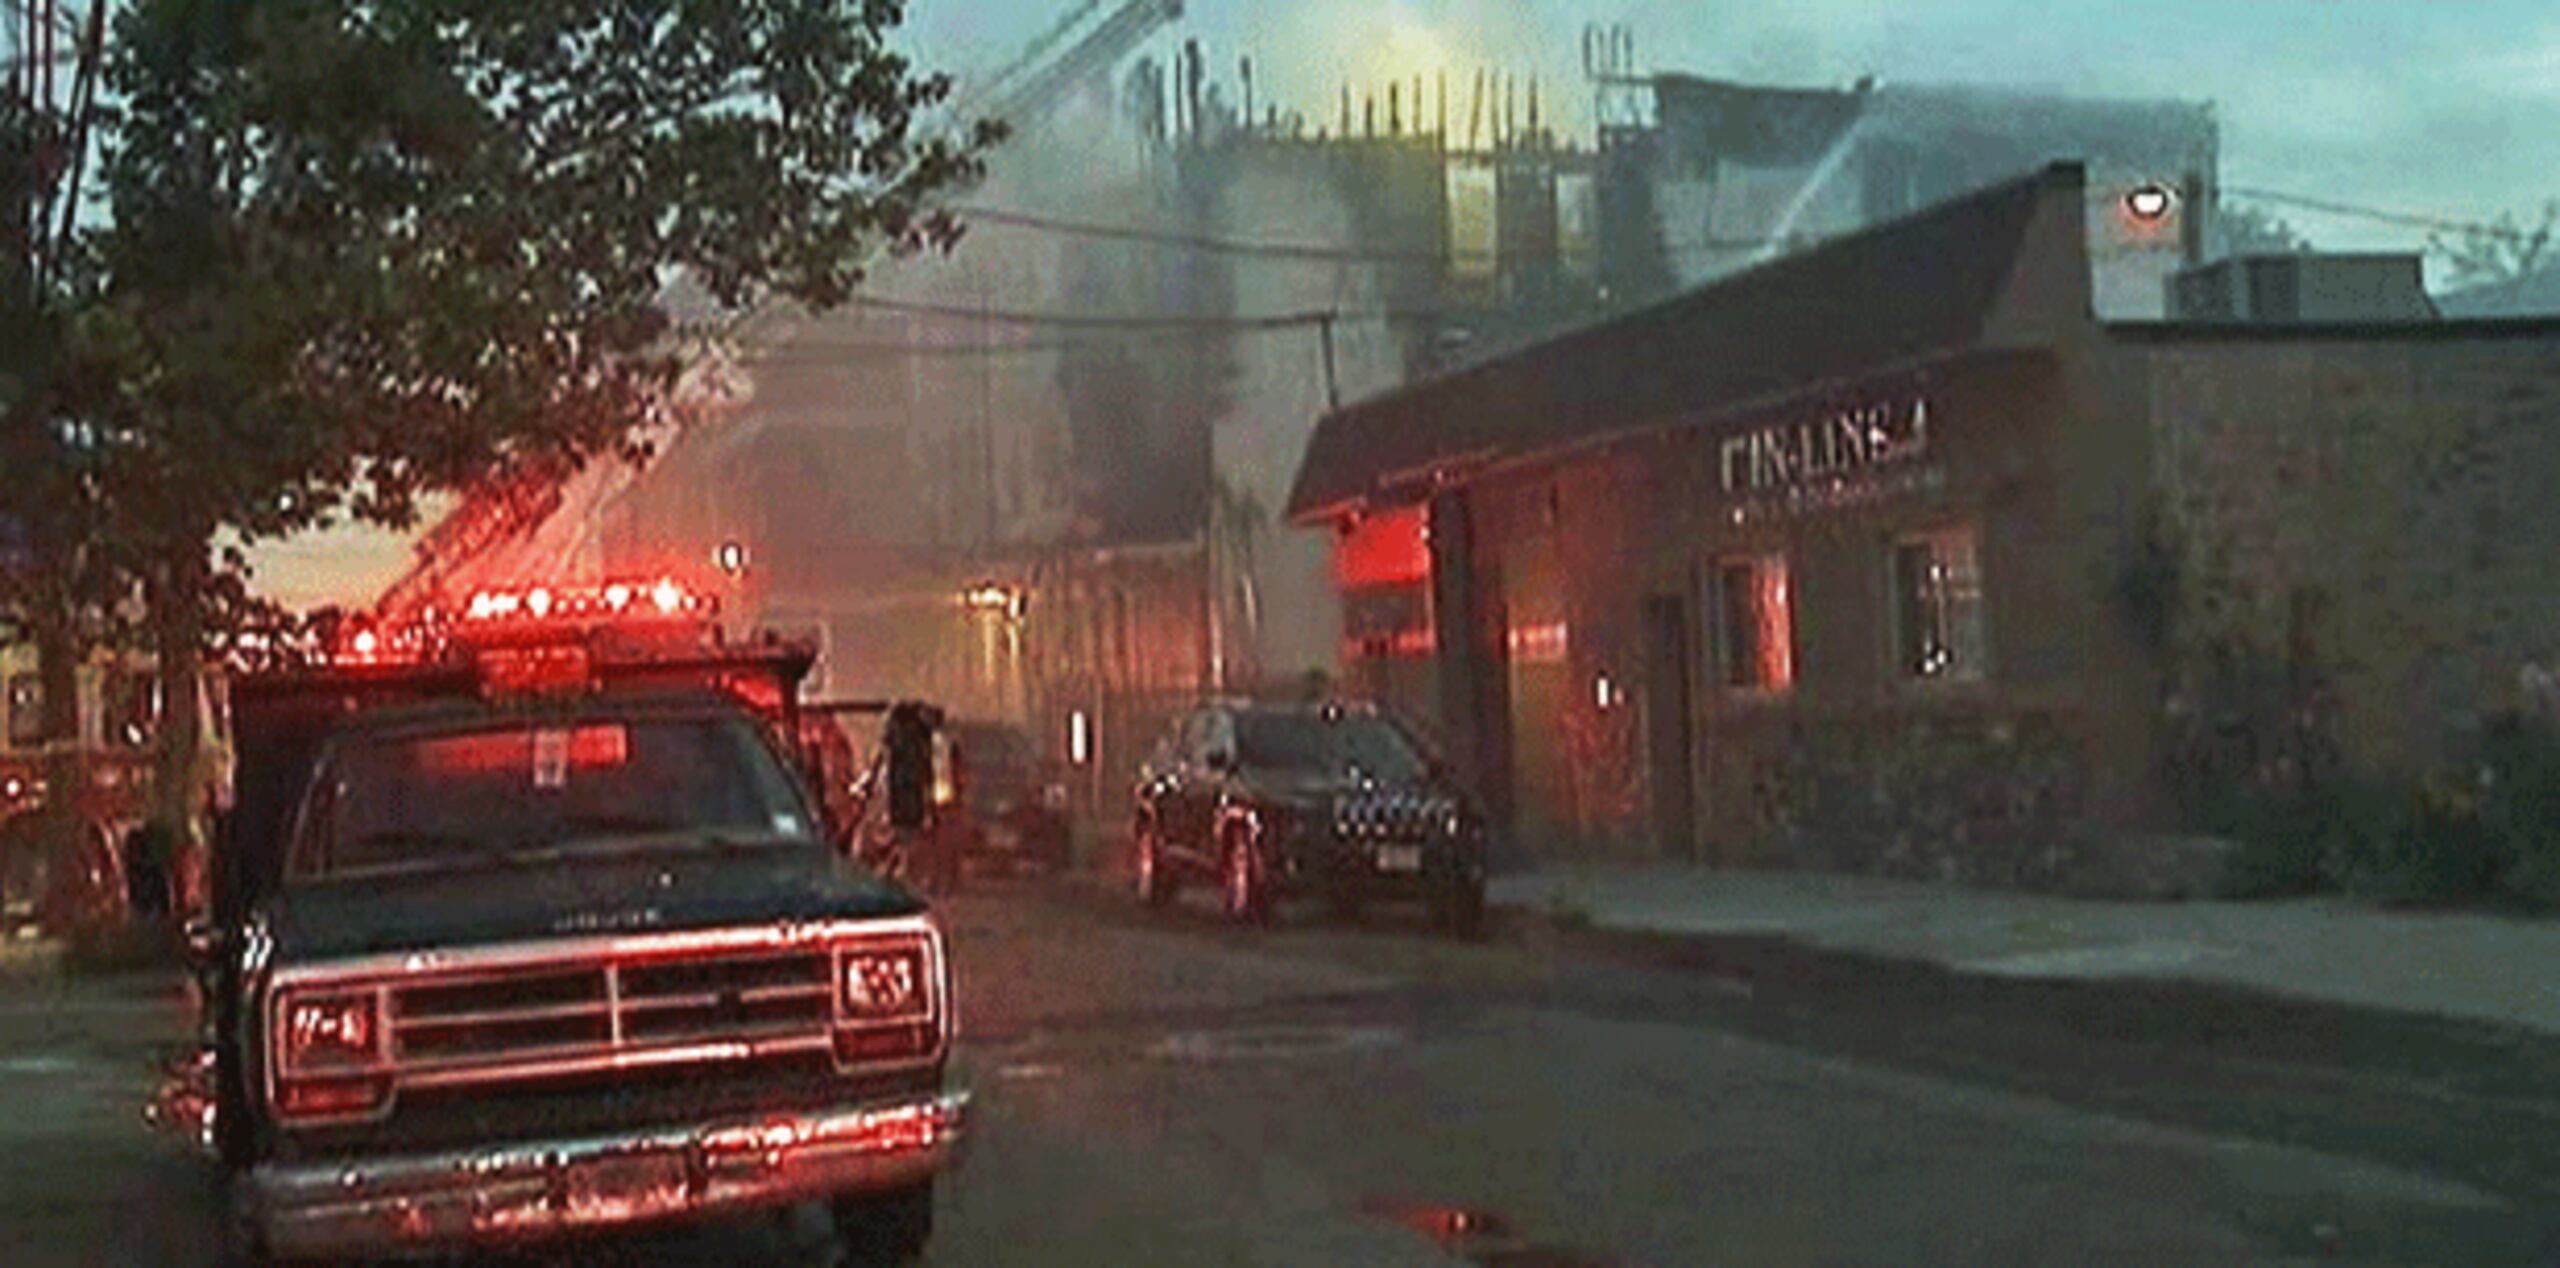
[945, 721, 1072, 875]
[1130, 700, 1487, 936]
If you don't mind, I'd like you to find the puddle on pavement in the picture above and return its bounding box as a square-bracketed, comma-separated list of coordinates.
[1361, 1198, 1621, 1268]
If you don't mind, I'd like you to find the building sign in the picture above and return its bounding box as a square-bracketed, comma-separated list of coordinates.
[1719, 397, 1930, 496]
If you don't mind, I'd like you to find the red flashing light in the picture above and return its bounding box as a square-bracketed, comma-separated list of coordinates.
[454, 579, 714, 631]
[414, 723, 628, 773]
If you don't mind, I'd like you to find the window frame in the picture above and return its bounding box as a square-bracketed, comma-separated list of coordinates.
[1707, 551, 1798, 698]
[1887, 523, 1990, 687]
[5, 673, 42, 749]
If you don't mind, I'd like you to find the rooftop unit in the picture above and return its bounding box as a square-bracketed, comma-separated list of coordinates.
[2168, 254, 2439, 324]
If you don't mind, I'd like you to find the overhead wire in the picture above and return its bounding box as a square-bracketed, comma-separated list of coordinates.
[2217, 185, 2549, 243]
[726, 182, 2554, 357]
[944, 184, 2549, 268]
[949, 203, 1782, 262]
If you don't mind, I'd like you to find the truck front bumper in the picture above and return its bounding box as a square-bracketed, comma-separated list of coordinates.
[247, 1088, 968, 1260]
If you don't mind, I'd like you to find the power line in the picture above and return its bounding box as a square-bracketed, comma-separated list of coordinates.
[950, 183, 2552, 267]
[2219, 185, 2543, 243]
[849, 293, 1449, 330]
[745, 325, 1282, 361]
[951, 203, 1781, 262]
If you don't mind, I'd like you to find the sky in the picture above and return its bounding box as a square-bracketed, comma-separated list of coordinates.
[911, 0, 2560, 254]
[250, 0, 2560, 609]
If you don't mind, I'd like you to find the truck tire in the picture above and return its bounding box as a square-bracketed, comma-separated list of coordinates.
[832, 1181, 933, 1266]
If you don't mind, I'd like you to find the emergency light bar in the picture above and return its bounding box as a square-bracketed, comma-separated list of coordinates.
[461, 578, 714, 624]
[332, 578, 720, 668]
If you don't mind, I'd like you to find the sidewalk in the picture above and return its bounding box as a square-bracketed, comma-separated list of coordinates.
[1490, 866, 2560, 1037]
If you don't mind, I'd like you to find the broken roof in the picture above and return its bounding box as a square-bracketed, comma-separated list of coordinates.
[1286, 163, 2075, 524]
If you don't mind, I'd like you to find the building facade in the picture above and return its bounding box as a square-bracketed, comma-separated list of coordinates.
[1292, 163, 2560, 889]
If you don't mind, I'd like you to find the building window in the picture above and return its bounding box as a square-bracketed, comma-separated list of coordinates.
[105, 671, 159, 748]
[1891, 527, 1986, 682]
[1712, 555, 1795, 692]
[6, 674, 40, 747]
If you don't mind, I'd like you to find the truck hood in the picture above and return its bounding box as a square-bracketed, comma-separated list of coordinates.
[263, 846, 922, 962]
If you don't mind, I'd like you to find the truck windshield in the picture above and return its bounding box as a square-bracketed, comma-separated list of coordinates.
[1234, 714, 1430, 783]
[294, 713, 817, 879]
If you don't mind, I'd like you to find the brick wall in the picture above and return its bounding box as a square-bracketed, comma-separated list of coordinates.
[2137, 333, 2560, 777]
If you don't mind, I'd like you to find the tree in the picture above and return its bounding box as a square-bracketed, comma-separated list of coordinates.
[2429, 199, 2558, 288]
[83, 0, 1000, 837]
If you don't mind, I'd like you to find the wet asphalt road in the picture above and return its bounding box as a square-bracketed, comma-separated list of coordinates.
[3, 874, 2558, 1266]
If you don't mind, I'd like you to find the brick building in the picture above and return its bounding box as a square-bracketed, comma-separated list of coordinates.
[1289, 163, 2560, 888]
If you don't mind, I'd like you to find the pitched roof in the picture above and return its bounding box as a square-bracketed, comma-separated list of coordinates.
[1286, 163, 2071, 523]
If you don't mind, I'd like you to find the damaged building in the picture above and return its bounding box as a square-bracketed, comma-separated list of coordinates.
[458, 25, 2240, 834]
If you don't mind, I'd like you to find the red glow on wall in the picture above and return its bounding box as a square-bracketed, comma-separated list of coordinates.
[1343, 627, 1439, 661]
[1507, 622, 1568, 664]
[1333, 505, 1430, 589]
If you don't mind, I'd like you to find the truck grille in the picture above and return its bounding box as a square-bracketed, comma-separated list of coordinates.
[387, 949, 834, 1070]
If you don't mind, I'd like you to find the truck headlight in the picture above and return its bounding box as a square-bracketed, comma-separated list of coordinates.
[272, 988, 390, 1120]
[831, 936, 939, 1066]
[840, 948, 925, 1019]
[281, 991, 379, 1069]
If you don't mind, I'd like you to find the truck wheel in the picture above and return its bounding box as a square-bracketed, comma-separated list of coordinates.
[1134, 821, 1176, 908]
[832, 1181, 933, 1266]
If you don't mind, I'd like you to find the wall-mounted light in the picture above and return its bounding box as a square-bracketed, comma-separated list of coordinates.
[1069, 710, 1092, 765]
[715, 540, 748, 575]
[962, 581, 1026, 619]
[1594, 671, 1621, 711]
[2122, 183, 2177, 224]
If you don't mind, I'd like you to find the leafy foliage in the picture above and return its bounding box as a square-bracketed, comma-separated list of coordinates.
[11, 0, 996, 837]
[87, 0, 1001, 563]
